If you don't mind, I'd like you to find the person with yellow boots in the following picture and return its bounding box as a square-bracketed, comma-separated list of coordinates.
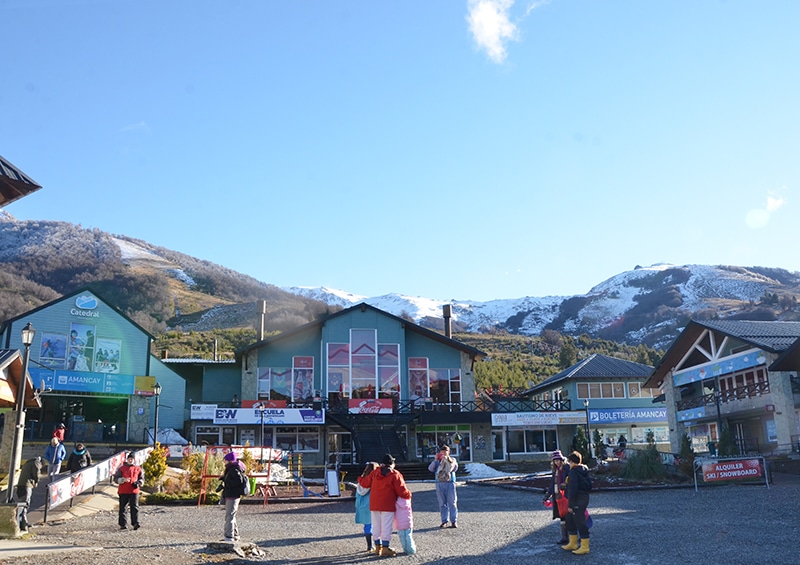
[561, 451, 592, 555]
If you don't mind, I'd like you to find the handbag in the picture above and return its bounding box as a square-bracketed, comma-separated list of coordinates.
[556, 491, 569, 518]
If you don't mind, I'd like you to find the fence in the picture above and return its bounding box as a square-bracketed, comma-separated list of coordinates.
[43, 447, 152, 522]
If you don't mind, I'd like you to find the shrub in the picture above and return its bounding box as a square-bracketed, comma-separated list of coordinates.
[182, 450, 224, 492]
[717, 427, 737, 457]
[678, 432, 695, 476]
[621, 431, 665, 481]
[142, 443, 169, 489]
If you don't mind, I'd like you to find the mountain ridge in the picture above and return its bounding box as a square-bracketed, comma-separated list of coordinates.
[2, 212, 798, 348]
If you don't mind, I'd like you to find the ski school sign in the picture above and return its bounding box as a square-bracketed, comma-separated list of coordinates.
[213, 407, 324, 425]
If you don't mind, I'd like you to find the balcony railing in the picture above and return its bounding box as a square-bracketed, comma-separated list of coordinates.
[277, 397, 572, 414]
[676, 381, 771, 411]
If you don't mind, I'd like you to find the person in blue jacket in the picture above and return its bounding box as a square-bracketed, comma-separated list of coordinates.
[44, 437, 66, 481]
[355, 462, 378, 553]
[428, 444, 459, 528]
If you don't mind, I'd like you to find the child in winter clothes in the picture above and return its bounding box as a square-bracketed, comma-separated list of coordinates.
[355, 462, 378, 552]
[561, 451, 592, 555]
[44, 438, 66, 480]
[358, 453, 412, 557]
[544, 449, 569, 543]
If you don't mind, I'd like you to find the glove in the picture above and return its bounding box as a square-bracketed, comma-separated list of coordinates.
[216, 483, 224, 492]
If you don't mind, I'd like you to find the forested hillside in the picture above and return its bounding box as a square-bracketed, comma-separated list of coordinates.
[459, 330, 662, 393]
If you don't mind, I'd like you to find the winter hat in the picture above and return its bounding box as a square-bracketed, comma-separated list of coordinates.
[382, 453, 395, 466]
[224, 452, 237, 463]
[551, 450, 565, 461]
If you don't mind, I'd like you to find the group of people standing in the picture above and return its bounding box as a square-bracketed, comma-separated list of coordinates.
[545, 449, 593, 555]
[354, 444, 459, 557]
[15, 423, 95, 532]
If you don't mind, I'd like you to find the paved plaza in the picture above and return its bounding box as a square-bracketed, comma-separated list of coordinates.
[2, 475, 799, 564]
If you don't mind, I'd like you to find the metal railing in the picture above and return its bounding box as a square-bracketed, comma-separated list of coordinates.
[278, 397, 571, 414]
[676, 381, 771, 411]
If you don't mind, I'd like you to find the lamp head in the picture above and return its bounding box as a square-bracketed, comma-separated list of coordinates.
[154, 382, 162, 396]
[583, 399, 589, 408]
[21, 322, 36, 347]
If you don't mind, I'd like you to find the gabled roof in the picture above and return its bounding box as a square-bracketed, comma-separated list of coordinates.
[0, 286, 155, 342]
[0, 349, 42, 409]
[644, 320, 800, 388]
[0, 154, 42, 207]
[525, 353, 654, 395]
[236, 302, 486, 360]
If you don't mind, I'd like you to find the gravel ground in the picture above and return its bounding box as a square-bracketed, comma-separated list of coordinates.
[7, 478, 800, 565]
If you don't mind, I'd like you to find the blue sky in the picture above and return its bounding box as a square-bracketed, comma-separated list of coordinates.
[4, 1, 799, 302]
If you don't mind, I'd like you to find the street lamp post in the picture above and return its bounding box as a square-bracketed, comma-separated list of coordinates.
[583, 398, 592, 461]
[153, 382, 162, 446]
[7, 322, 35, 503]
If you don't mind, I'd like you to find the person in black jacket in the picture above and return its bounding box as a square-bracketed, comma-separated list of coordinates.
[16, 457, 43, 531]
[561, 451, 592, 555]
[67, 443, 92, 474]
[218, 451, 248, 542]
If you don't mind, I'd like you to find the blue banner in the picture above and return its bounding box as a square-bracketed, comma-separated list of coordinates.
[677, 406, 706, 422]
[588, 407, 667, 424]
[673, 349, 767, 387]
[31, 367, 136, 394]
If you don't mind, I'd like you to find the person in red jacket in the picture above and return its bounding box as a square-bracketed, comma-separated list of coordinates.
[357, 453, 411, 557]
[52, 423, 66, 442]
[113, 453, 144, 530]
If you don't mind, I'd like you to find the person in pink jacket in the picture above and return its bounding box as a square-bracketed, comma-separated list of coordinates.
[357, 453, 411, 557]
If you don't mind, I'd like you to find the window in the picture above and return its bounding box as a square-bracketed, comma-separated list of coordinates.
[628, 382, 654, 398]
[578, 381, 628, 399]
[275, 426, 320, 452]
[506, 429, 557, 453]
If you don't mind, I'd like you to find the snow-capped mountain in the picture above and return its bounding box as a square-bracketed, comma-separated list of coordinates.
[3, 212, 799, 349]
[284, 264, 800, 348]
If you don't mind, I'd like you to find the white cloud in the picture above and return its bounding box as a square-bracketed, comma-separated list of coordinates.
[120, 121, 150, 133]
[744, 188, 788, 229]
[466, 0, 518, 64]
[766, 192, 786, 212]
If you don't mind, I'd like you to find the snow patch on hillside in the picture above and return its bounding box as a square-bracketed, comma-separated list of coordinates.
[114, 237, 196, 288]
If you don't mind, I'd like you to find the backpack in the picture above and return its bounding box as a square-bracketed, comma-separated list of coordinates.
[436, 457, 453, 482]
[227, 466, 249, 497]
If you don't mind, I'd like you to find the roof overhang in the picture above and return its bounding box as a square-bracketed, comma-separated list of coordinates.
[0, 349, 42, 409]
[0, 155, 42, 208]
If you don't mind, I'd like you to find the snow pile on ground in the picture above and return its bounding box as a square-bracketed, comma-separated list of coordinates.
[463, 463, 517, 478]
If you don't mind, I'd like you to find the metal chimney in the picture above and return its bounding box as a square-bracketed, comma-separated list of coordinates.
[443, 304, 452, 338]
[257, 300, 267, 341]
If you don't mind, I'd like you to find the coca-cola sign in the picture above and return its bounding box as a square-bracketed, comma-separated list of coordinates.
[349, 398, 393, 414]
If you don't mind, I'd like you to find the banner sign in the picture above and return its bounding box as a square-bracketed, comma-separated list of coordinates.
[212, 407, 324, 425]
[589, 407, 667, 424]
[491, 411, 586, 426]
[191, 404, 217, 419]
[673, 349, 766, 387]
[702, 458, 763, 482]
[348, 398, 393, 414]
[678, 406, 707, 422]
[47, 448, 152, 510]
[31, 367, 154, 395]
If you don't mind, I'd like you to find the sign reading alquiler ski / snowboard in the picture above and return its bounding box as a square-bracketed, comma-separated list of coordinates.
[702, 458, 763, 482]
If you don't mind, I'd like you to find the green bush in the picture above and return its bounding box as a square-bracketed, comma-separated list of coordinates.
[144, 491, 220, 505]
[142, 443, 169, 489]
[678, 432, 695, 476]
[621, 431, 665, 481]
